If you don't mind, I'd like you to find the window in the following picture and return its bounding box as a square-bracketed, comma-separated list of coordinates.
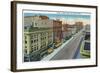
[24, 27, 27, 29]
[84, 42, 90, 50]
[31, 46, 33, 48]
[34, 40, 36, 43]
[25, 41, 27, 44]
[31, 46, 34, 53]
[34, 49, 36, 51]
[31, 40, 33, 43]
[41, 46, 42, 49]
[25, 46, 27, 48]
[31, 46, 33, 50]
[34, 46, 36, 51]
[24, 49, 27, 54]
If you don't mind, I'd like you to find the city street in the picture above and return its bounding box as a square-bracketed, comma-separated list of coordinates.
[41, 29, 84, 61]
[50, 30, 83, 60]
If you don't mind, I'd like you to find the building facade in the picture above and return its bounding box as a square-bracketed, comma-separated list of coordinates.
[80, 24, 90, 58]
[24, 16, 53, 61]
[53, 20, 62, 48]
[74, 21, 84, 32]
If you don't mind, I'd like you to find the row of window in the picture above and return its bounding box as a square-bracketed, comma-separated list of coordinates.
[24, 33, 53, 53]
[30, 42, 47, 53]
[24, 32, 52, 40]
[25, 36, 47, 44]
[24, 41, 52, 54]
[31, 45, 38, 52]
[25, 39, 50, 45]
[32, 21, 49, 27]
[31, 39, 38, 43]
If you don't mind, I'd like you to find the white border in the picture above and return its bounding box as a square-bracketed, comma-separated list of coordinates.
[17, 3, 96, 69]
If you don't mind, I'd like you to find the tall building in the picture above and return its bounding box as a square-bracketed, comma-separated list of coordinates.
[62, 22, 83, 42]
[24, 16, 53, 61]
[53, 20, 62, 48]
[74, 21, 84, 32]
[80, 24, 90, 58]
[62, 24, 69, 42]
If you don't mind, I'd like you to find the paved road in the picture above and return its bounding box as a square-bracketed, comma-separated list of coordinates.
[50, 31, 83, 60]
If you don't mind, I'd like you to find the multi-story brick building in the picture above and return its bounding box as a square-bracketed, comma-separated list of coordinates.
[74, 21, 84, 32]
[53, 20, 62, 48]
[62, 24, 69, 42]
[62, 22, 83, 42]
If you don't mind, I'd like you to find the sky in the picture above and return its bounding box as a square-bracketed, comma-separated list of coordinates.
[24, 12, 91, 25]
